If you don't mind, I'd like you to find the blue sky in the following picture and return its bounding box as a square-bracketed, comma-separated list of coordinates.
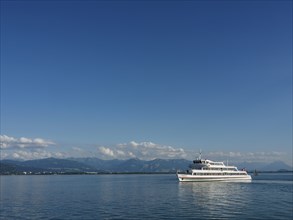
[1, 0, 292, 164]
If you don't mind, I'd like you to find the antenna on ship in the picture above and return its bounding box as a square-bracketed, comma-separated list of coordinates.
[198, 149, 202, 160]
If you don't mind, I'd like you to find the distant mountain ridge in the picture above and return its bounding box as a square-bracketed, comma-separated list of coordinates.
[234, 160, 292, 172]
[1, 157, 292, 174]
[0, 158, 98, 174]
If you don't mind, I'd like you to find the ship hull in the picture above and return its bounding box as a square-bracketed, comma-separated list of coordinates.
[177, 173, 252, 182]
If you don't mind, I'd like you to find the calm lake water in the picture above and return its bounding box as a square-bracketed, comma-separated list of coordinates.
[1, 173, 292, 219]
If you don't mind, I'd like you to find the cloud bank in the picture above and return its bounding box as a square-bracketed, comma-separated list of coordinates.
[0, 135, 60, 160]
[0, 135, 55, 149]
[98, 141, 187, 160]
[0, 135, 291, 165]
[8, 150, 66, 160]
[205, 151, 289, 164]
[97, 142, 290, 164]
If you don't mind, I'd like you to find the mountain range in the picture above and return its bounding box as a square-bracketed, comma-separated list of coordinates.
[0, 157, 292, 175]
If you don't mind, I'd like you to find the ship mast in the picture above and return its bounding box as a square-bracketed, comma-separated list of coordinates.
[198, 149, 202, 160]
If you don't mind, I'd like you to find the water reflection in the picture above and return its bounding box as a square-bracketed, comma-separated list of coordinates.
[178, 182, 252, 218]
[1, 176, 51, 219]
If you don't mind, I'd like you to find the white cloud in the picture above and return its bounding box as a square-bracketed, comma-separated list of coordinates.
[116, 150, 125, 156]
[1, 149, 66, 160]
[129, 141, 139, 148]
[72, 147, 83, 152]
[97, 141, 187, 160]
[99, 146, 114, 157]
[128, 151, 136, 158]
[0, 135, 55, 149]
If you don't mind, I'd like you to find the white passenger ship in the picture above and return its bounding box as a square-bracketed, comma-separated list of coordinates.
[177, 153, 252, 182]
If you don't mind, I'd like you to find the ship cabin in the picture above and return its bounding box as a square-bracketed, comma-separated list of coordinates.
[189, 159, 239, 172]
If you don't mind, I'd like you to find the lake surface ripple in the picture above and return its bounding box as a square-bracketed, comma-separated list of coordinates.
[1, 173, 292, 219]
